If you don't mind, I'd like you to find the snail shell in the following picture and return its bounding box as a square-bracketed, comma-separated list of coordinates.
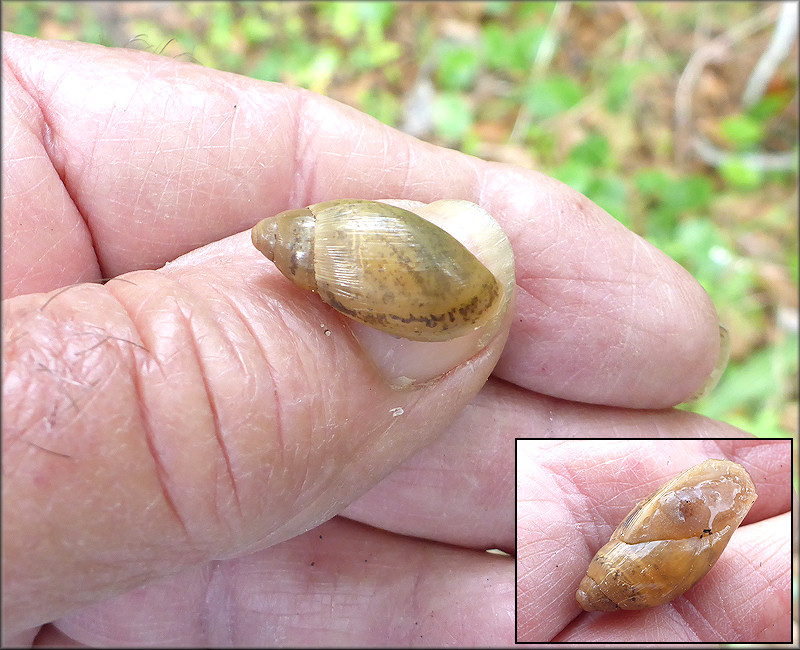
[576, 459, 757, 612]
[251, 199, 502, 342]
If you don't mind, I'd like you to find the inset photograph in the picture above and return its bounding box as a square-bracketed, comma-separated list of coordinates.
[515, 438, 793, 643]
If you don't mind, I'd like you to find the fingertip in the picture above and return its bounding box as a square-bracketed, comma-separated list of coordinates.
[682, 323, 731, 404]
[344, 200, 515, 386]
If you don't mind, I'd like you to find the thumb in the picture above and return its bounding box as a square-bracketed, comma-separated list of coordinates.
[1, 200, 514, 635]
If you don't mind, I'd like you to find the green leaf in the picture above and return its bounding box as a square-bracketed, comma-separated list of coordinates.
[298, 46, 341, 91]
[747, 94, 789, 121]
[320, 1, 395, 42]
[719, 156, 765, 190]
[633, 171, 715, 248]
[437, 44, 481, 91]
[524, 124, 558, 162]
[483, 1, 512, 17]
[569, 133, 610, 167]
[360, 88, 400, 127]
[523, 75, 583, 120]
[691, 333, 798, 438]
[483, 24, 545, 74]
[56, 3, 76, 23]
[519, 2, 555, 20]
[585, 176, 629, 226]
[634, 169, 670, 197]
[432, 92, 473, 143]
[666, 175, 713, 213]
[552, 160, 594, 194]
[635, 171, 712, 212]
[9, 4, 44, 37]
[241, 15, 275, 44]
[358, 2, 396, 41]
[208, 3, 235, 51]
[322, 2, 361, 40]
[352, 40, 401, 71]
[720, 114, 765, 150]
[250, 55, 283, 83]
[658, 218, 732, 282]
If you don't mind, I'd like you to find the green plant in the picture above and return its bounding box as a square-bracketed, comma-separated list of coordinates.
[431, 92, 473, 144]
[522, 75, 584, 121]
[436, 43, 481, 92]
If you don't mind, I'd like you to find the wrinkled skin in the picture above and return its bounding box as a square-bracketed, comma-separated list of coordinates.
[3, 34, 789, 646]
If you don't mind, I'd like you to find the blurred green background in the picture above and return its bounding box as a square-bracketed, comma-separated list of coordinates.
[3, 1, 797, 440]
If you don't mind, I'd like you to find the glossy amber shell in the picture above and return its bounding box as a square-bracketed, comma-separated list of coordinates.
[576, 459, 757, 611]
[252, 200, 502, 342]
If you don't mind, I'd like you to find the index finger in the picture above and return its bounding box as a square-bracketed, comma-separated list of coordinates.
[3, 33, 721, 407]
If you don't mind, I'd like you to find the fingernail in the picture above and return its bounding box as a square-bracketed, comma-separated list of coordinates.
[685, 323, 731, 402]
[348, 200, 515, 387]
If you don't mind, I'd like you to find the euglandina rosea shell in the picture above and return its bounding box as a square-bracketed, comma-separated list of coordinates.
[251, 199, 505, 342]
[576, 459, 757, 612]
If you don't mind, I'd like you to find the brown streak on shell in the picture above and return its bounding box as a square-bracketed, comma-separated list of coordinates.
[251, 199, 502, 342]
[576, 459, 757, 612]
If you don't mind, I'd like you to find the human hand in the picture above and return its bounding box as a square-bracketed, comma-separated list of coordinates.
[517, 439, 793, 643]
[4, 33, 738, 646]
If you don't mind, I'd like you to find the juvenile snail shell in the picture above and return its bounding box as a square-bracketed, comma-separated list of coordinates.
[576, 459, 757, 612]
[251, 199, 502, 342]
